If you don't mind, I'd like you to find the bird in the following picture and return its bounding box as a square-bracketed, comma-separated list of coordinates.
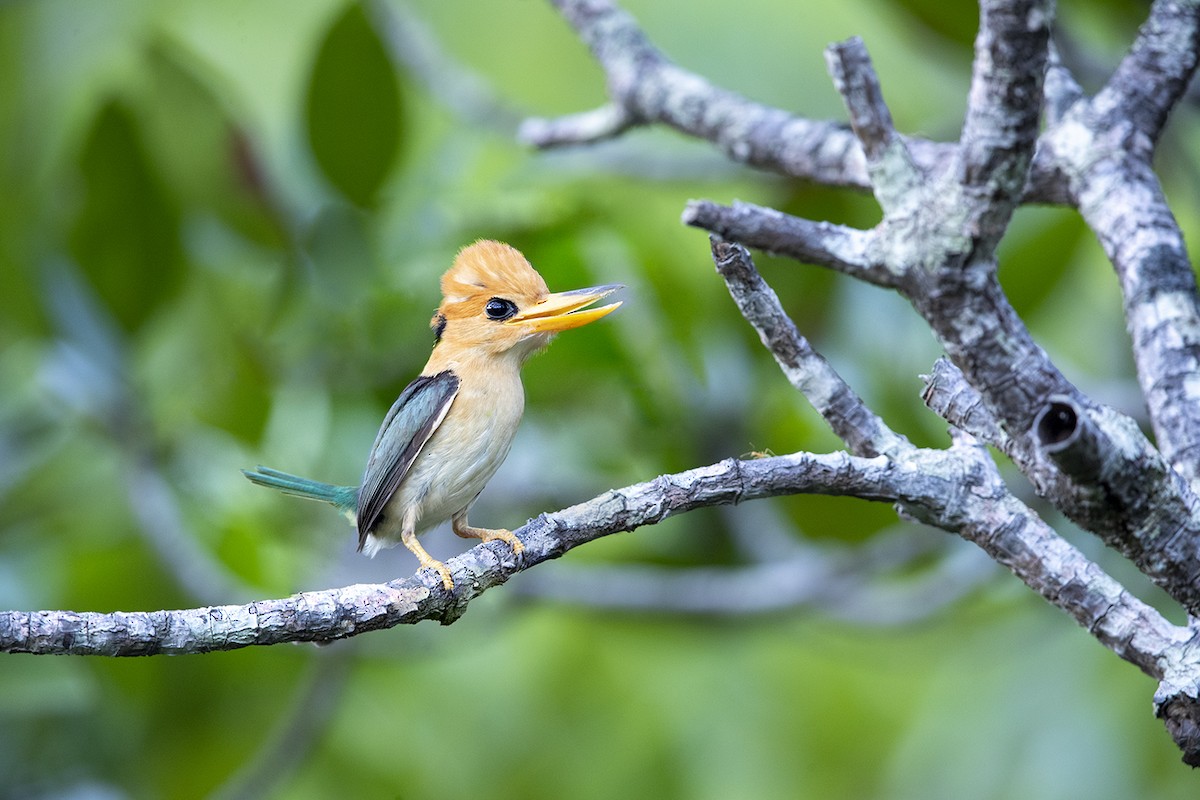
[243, 240, 622, 590]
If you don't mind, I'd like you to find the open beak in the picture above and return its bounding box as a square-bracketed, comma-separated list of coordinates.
[507, 284, 624, 333]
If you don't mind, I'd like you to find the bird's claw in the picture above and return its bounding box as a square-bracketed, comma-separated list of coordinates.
[453, 522, 524, 555]
[434, 563, 454, 591]
[484, 528, 525, 554]
[420, 557, 455, 591]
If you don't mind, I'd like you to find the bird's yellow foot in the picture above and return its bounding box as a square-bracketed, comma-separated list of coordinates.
[453, 522, 525, 554]
[405, 532, 456, 587]
[420, 555, 455, 591]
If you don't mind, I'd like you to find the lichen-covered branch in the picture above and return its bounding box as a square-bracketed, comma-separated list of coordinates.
[524, 0, 932, 191]
[822, 37, 902, 166]
[682, 200, 890, 286]
[524, 0, 1200, 760]
[684, 200, 1200, 619]
[694, 235, 1197, 706]
[527, 0, 1088, 205]
[0, 450, 971, 656]
[10, 0, 1200, 769]
[823, 38, 922, 215]
[708, 237, 908, 459]
[1093, 0, 1200, 149]
[920, 357, 1009, 452]
[957, 0, 1051, 252]
[1040, 0, 1200, 491]
[682, 30, 1200, 618]
[5, 428, 1193, 742]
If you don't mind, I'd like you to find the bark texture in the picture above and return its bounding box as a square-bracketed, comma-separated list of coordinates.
[530, 0, 1200, 763]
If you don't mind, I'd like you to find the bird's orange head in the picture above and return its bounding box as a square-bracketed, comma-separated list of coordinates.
[431, 240, 621, 361]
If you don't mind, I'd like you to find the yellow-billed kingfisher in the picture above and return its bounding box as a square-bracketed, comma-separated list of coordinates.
[244, 240, 622, 590]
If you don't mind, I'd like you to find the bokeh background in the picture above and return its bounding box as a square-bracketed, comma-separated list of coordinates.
[2, 0, 1199, 797]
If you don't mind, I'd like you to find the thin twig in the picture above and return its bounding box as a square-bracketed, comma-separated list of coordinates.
[682, 200, 890, 286]
[709, 238, 908, 458]
[824, 37, 922, 213]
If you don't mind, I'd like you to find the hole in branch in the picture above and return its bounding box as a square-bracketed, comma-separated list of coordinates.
[1035, 399, 1078, 446]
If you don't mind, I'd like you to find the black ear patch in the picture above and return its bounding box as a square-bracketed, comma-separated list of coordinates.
[432, 313, 447, 343]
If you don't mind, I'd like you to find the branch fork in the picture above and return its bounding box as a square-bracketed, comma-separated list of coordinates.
[522, 0, 1200, 763]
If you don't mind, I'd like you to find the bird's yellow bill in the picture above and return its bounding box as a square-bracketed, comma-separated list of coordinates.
[507, 284, 623, 333]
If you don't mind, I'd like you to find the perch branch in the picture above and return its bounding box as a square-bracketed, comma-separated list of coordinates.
[4, 436, 1193, 733]
[0, 450, 967, 656]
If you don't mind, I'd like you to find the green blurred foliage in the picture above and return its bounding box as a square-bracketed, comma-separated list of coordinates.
[305, 3, 403, 206]
[69, 98, 185, 331]
[1, 0, 1198, 798]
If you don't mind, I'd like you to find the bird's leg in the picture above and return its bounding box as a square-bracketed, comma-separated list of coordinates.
[400, 512, 454, 590]
[452, 510, 525, 554]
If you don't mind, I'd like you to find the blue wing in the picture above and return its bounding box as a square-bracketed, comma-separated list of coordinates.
[356, 369, 460, 550]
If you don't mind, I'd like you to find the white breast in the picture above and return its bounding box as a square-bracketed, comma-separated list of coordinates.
[365, 364, 525, 552]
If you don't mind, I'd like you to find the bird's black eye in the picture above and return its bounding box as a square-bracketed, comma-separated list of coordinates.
[485, 297, 518, 321]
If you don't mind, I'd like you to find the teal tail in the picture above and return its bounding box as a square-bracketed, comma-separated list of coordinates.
[242, 465, 358, 520]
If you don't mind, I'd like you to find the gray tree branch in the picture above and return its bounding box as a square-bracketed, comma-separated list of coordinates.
[522, 0, 918, 191]
[823, 37, 922, 216]
[920, 357, 1009, 453]
[1094, 0, 1200, 149]
[709, 237, 907, 458]
[682, 200, 890, 286]
[697, 242, 1197, 738]
[681, 29, 1200, 620]
[0, 446, 1008, 654]
[957, 0, 1051, 251]
[685, 197, 1200, 621]
[1040, 0, 1200, 491]
[4, 421, 1190, 716]
[520, 0, 1200, 761]
[526, 0, 1086, 206]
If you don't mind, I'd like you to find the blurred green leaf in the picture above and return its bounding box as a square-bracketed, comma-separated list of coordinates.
[142, 40, 290, 250]
[68, 99, 184, 332]
[998, 206, 1087, 319]
[305, 3, 403, 207]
